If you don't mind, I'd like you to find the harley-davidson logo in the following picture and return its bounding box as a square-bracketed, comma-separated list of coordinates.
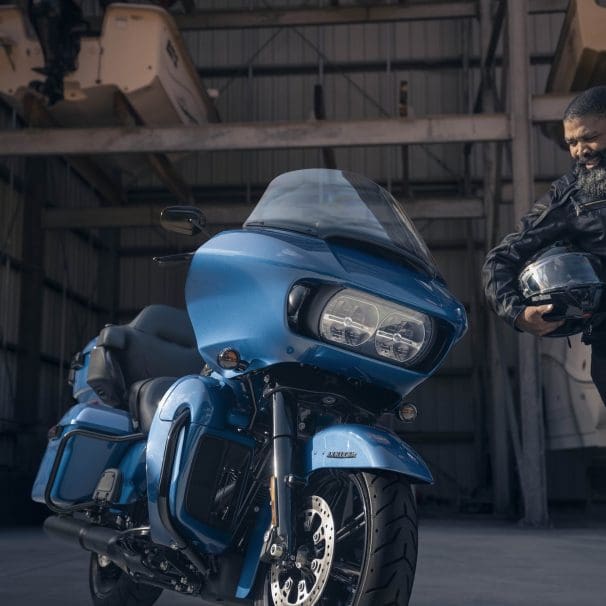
[326, 451, 357, 459]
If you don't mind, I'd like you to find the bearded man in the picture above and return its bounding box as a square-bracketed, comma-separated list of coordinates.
[483, 85, 606, 404]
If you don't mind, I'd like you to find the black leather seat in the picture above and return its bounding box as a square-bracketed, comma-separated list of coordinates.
[128, 377, 177, 433]
[87, 305, 203, 424]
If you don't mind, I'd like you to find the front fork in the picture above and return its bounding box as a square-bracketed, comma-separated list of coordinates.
[268, 389, 298, 558]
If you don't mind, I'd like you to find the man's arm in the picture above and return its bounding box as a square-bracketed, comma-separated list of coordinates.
[514, 304, 564, 336]
[482, 184, 570, 333]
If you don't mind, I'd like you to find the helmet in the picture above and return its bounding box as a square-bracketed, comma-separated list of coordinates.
[518, 245, 605, 337]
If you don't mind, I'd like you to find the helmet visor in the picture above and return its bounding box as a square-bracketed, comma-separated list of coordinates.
[519, 252, 603, 299]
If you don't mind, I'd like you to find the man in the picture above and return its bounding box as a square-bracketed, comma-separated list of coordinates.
[483, 85, 606, 403]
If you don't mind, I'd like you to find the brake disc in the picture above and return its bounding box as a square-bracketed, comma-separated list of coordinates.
[270, 495, 335, 606]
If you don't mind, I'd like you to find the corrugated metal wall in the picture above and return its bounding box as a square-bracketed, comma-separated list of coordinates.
[0, 104, 107, 478]
[0, 1, 582, 510]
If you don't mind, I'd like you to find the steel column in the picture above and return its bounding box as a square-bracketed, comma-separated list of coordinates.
[508, 0, 549, 527]
[481, 0, 513, 515]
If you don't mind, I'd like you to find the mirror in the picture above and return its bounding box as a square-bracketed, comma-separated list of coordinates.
[160, 206, 206, 235]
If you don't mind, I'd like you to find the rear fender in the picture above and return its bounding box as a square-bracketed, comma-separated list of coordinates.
[303, 424, 433, 484]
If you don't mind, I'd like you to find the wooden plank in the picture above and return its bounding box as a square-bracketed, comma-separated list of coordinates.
[98, 0, 563, 31]
[172, 2, 477, 30]
[198, 54, 554, 79]
[405, 198, 483, 219]
[42, 197, 484, 230]
[509, 0, 549, 527]
[0, 92, 570, 158]
[42, 204, 253, 229]
[0, 114, 511, 156]
[531, 92, 575, 122]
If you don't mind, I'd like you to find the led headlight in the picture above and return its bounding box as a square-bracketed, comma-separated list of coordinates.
[375, 311, 430, 363]
[318, 288, 433, 367]
[320, 294, 379, 346]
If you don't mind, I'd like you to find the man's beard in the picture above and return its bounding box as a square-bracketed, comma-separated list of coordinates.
[574, 148, 606, 198]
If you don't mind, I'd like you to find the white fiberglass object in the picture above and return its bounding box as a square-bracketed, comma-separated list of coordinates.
[542, 334, 606, 449]
[0, 3, 215, 127]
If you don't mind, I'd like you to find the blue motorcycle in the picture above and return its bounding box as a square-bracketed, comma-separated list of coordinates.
[32, 169, 466, 606]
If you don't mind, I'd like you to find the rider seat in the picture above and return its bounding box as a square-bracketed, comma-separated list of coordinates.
[128, 376, 178, 433]
[87, 305, 203, 427]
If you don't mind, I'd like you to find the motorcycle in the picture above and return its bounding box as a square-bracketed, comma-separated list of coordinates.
[32, 168, 467, 606]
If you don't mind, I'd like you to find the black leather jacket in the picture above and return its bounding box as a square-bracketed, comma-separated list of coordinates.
[482, 171, 606, 330]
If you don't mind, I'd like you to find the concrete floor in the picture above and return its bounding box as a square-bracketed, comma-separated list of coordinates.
[0, 518, 604, 606]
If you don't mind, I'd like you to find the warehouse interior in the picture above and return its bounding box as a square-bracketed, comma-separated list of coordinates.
[0, 0, 604, 532]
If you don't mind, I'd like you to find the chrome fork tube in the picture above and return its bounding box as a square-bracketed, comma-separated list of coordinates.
[271, 389, 296, 554]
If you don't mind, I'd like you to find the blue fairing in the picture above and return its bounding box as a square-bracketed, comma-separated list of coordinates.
[186, 229, 466, 396]
[147, 375, 255, 554]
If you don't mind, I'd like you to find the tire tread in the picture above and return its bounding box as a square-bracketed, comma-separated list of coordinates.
[357, 472, 418, 606]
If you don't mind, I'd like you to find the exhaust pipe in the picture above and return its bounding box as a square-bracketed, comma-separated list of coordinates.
[44, 515, 120, 556]
[43, 515, 156, 579]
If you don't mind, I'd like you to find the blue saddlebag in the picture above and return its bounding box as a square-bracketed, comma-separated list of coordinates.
[32, 402, 137, 508]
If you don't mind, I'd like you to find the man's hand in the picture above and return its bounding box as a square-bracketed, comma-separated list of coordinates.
[514, 304, 565, 336]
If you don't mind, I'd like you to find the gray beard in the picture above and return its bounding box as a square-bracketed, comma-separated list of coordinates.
[575, 163, 606, 198]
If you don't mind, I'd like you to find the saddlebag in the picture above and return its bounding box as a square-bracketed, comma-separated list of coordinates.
[32, 402, 144, 510]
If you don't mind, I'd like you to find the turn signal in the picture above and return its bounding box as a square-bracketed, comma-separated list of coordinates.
[217, 348, 241, 370]
[397, 402, 418, 423]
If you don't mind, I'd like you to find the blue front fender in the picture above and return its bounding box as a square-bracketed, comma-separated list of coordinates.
[304, 424, 433, 484]
[236, 424, 431, 599]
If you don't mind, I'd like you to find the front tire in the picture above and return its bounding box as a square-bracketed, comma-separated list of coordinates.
[254, 470, 418, 606]
[89, 553, 163, 606]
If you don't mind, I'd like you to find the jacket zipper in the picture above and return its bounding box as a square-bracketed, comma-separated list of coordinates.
[575, 198, 606, 215]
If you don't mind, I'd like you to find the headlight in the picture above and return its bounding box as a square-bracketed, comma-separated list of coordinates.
[318, 288, 433, 367]
[320, 294, 379, 346]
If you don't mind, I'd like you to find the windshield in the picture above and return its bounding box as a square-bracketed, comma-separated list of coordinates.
[244, 169, 439, 278]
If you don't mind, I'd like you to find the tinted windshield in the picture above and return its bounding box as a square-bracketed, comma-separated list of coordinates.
[244, 169, 439, 278]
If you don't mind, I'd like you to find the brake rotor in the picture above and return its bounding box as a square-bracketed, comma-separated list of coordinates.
[269, 495, 335, 606]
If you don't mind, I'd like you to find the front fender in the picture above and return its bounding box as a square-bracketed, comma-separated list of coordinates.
[303, 424, 433, 484]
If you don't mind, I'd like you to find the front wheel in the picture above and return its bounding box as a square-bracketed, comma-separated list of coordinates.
[89, 553, 163, 606]
[254, 470, 418, 606]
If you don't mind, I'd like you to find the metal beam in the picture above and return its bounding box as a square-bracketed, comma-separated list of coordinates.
[42, 197, 484, 230]
[0, 114, 511, 156]
[198, 53, 553, 79]
[92, 0, 563, 31]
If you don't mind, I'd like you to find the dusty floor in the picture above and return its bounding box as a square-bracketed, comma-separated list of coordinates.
[0, 518, 604, 605]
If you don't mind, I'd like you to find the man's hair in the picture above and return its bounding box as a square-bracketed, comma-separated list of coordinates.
[563, 86, 606, 121]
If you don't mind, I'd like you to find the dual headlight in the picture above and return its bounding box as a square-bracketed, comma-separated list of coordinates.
[289, 285, 434, 368]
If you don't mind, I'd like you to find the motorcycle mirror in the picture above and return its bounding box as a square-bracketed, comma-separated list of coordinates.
[160, 206, 206, 236]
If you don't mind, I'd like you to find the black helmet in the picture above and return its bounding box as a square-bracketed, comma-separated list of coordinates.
[518, 245, 605, 337]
